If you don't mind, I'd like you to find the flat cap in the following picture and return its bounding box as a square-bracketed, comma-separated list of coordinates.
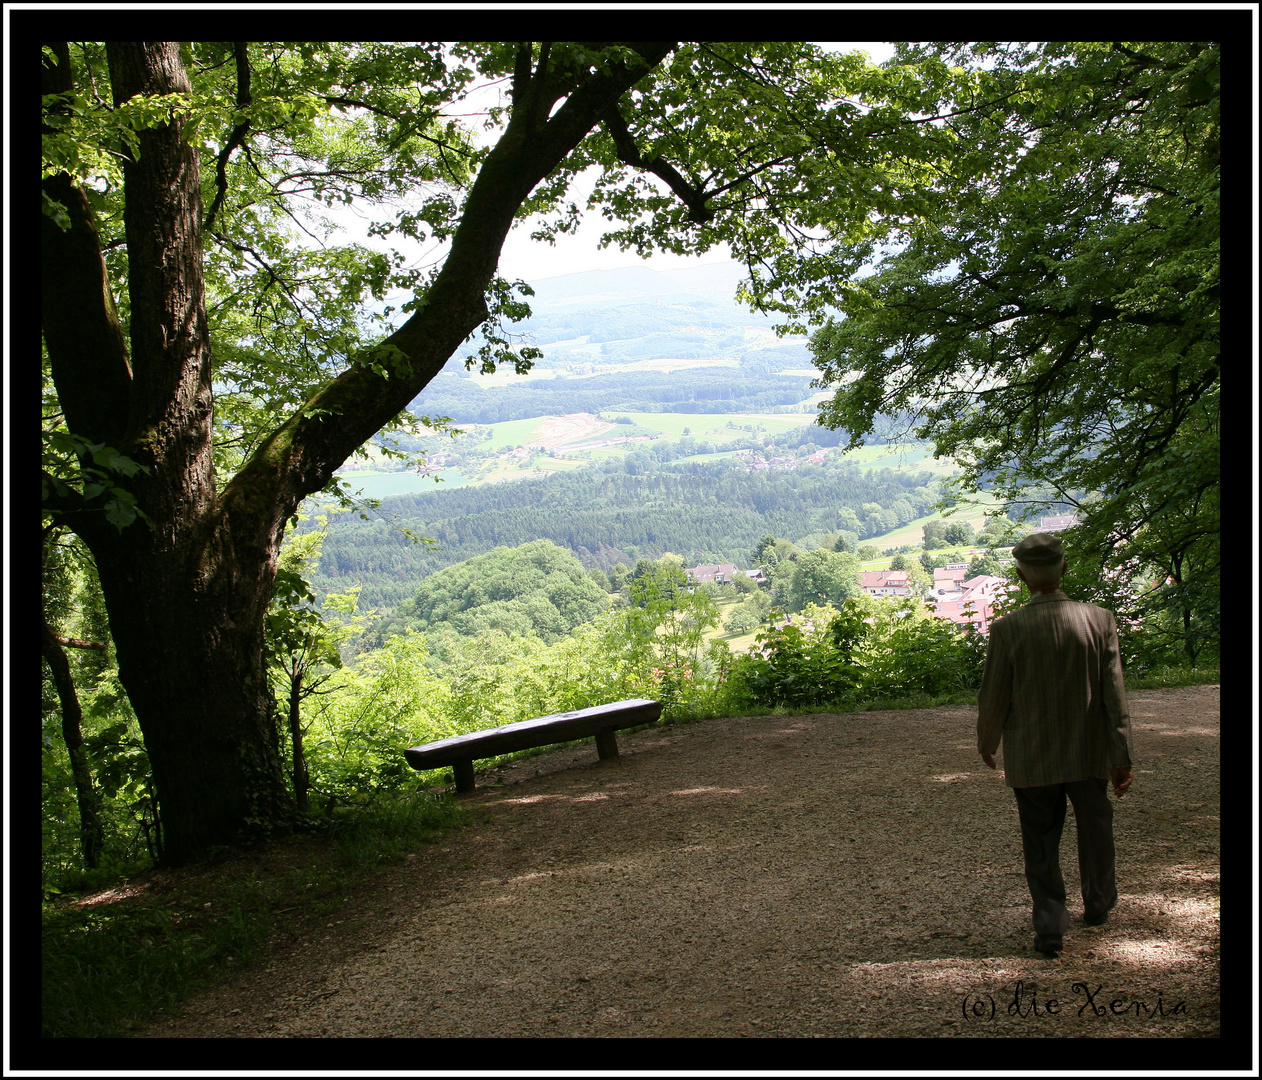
[1011, 532, 1065, 566]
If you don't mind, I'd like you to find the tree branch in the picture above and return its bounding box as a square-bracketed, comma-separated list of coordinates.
[601, 103, 713, 223]
[41, 41, 133, 447]
[204, 42, 251, 233]
[52, 634, 110, 652]
[221, 42, 676, 540]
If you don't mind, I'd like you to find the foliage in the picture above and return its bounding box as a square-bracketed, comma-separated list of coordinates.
[724, 590, 772, 636]
[810, 41, 1220, 669]
[41, 431, 151, 533]
[731, 606, 861, 708]
[780, 547, 862, 613]
[266, 533, 345, 683]
[41, 535, 160, 882]
[42, 42, 476, 481]
[729, 595, 988, 710]
[386, 539, 607, 650]
[967, 551, 1004, 579]
[843, 597, 988, 700]
[301, 632, 450, 810]
[624, 562, 722, 711]
[314, 457, 939, 613]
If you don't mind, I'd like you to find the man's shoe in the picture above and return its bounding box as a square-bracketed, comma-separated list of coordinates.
[1083, 911, 1109, 926]
[1033, 935, 1062, 957]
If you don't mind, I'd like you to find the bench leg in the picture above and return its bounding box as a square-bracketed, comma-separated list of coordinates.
[595, 728, 619, 761]
[452, 759, 475, 794]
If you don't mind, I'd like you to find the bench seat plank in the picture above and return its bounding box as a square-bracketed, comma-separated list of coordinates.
[404, 699, 662, 788]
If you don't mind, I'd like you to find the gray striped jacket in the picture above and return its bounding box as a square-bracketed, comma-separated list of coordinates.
[977, 590, 1133, 788]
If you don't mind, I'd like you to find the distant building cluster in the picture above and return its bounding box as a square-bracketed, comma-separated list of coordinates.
[857, 570, 912, 598]
[687, 562, 738, 585]
[859, 563, 1009, 632]
[685, 505, 1085, 638]
[931, 574, 1008, 634]
[686, 555, 1011, 635]
[686, 563, 766, 586]
[732, 449, 827, 472]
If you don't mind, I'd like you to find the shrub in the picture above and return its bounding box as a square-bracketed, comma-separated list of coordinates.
[850, 598, 986, 699]
[302, 632, 451, 810]
[729, 607, 860, 708]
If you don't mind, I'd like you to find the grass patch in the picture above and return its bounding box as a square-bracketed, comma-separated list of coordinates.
[40, 791, 468, 1038]
[1124, 666, 1219, 690]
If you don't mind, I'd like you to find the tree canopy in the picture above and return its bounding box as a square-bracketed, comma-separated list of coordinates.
[809, 41, 1220, 663]
[390, 539, 607, 648]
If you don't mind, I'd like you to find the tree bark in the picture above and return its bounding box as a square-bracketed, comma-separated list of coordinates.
[44, 42, 291, 864]
[42, 41, 674, 864]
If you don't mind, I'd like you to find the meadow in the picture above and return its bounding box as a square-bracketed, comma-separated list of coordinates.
[333, 409, 953, 501]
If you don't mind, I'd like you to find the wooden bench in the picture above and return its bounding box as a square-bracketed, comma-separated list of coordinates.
[404, 698, 663, 793]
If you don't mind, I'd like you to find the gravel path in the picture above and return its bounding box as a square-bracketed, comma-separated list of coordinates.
[145, 685, 1220, 1040]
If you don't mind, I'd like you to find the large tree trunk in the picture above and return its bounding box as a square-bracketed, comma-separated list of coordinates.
[44, 41, 292, 864]
[42, 41, 674, 864]
[91, 536, 289, 863]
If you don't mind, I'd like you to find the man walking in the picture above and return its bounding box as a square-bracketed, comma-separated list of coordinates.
[977, 533, 1135, 957]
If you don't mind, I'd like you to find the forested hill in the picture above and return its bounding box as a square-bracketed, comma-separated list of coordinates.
[308, 457, 938, 613]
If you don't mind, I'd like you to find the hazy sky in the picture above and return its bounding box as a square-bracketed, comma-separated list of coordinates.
[324, 43, 899, 290]
[496, 41, 898, 283]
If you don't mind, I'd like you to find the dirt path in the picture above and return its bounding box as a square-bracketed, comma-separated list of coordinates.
[144, 686, 1220, 1040]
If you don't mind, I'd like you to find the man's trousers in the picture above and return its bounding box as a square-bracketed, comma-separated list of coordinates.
[1013, 777, 1118, 940]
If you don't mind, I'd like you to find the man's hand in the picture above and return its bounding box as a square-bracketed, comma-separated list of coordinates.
[981, 753, 996, 770]
[1111, 767, 1134, 798]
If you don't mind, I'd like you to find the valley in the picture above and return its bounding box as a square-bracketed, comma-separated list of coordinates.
[310, 264, 1015, 616]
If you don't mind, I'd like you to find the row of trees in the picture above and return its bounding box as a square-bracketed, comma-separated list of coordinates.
[42, 37, 1221, 865]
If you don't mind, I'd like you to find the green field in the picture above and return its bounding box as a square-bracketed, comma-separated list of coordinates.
[482, 417, 553, 449]
[861, 490, 1005, 552]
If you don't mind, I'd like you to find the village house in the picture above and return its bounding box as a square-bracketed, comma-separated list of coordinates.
[686, 563, 738, 586]
[931, 574, 1009, 633]
[857, 570, 913, 598]
[932, 563, 970, 597]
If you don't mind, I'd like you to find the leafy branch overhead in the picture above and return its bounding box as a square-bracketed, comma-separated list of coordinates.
[809, 41, 1219, 660]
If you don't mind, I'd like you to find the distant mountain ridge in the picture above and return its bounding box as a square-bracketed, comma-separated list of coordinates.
[520, 261, 749, 307]
[414, 261, 818, 422]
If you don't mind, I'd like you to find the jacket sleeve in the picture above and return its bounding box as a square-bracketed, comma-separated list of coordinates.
[976, 620, 1012, 755]
[1100, 610, 1134, 768]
